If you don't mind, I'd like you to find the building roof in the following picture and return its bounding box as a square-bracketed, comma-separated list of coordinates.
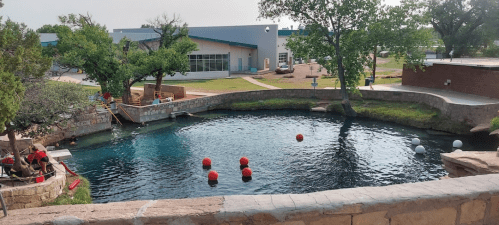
[278, 29, 334, 36]
[188, 35, 257, 49]
[109, 33, 160, 44]
[425, 58, 499, 69]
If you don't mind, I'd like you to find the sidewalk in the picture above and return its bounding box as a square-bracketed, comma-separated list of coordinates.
[242, 76, 281, 89]
[357, 83, 499, 105]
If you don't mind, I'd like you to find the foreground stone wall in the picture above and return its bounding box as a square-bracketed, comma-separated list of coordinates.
[402, 63, 499, 99]
[3, 173, 499, 224]
[0, 144, 66, 210]
[118, 89, 499, 127]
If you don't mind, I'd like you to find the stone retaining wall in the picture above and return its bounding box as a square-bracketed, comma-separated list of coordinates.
[3, 173, 499, 224]
[118, 89, 499, 127]
[0, 144, 66, 210]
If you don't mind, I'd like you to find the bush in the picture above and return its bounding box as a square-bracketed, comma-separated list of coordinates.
[490, 117, 499, 132]
[483, 45, 499, 57]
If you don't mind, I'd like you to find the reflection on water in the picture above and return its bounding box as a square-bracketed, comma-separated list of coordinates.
[62, 110, 499, 203]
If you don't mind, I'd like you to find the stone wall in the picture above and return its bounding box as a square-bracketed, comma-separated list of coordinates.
[118, 89, 499, 127]
[3, 173, 499, 224]
[0, 144, 66, 210]
[0, 107, 112, 152]
[402, 63, 499, 99]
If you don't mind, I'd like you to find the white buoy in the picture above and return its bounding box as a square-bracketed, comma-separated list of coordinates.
[453, 140, 463, 148]
[454, 149, 463, 153]
[415, 145, 426, 154]
[411, 138, 420, 145]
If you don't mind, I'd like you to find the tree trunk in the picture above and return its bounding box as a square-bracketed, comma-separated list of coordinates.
[6, 126, 32, 177]
[155, 72, 163, 92]
[122, 81, 131, 105]
[334, 39, 357, 117]
[372, 47, 377, 83]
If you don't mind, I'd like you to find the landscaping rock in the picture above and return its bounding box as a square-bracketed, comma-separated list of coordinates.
[252, 75, 264, 79]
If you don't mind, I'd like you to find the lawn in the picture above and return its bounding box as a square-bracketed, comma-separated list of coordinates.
[259, 76, 401, 89]
[133, 78, 266, 93]
[376, 56, 405, 69]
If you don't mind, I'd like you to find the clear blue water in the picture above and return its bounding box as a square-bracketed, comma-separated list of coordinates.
[62, 110, 498, 203]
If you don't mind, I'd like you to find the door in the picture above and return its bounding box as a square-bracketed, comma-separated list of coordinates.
[238, 58, 242, 71]
[248, 57, 252, 69]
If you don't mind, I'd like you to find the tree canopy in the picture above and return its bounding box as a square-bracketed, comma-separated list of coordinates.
[260, 0, 431, 116]
[427, 0, 499, 57]
[36, 24, 67, 33]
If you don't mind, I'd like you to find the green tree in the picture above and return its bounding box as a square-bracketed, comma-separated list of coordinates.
[36, 24, 67, 33]
[0, 19, 52, 175]
[368, 1, 432, 82]
[55, 14, 121, 95]
[145, 14, 198, 91]
[427, 0, 499, 57]
[260, 0, 383, 116]
[141, 24, 154, 28]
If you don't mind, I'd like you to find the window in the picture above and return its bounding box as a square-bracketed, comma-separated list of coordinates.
[188, 54, 229, 72]
[279, 53, 288, 64]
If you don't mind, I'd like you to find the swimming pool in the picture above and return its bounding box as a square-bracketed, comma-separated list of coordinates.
[63, 110, 496, 203]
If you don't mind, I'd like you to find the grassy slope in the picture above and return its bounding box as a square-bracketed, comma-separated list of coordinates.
[45, 175, 92, 206]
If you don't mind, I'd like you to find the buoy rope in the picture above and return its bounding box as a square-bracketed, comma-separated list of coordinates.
[60, 161, 78, 176]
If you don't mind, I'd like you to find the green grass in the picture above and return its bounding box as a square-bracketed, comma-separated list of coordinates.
[227, 98, 318, 111]
[490, 117, 499, 132]
[45, 176, 92, 206]
[328, 99, 471, 134]
[377, 56, 405, 69]
[133, 78, 266, 92]
[259, 76, 401, 89]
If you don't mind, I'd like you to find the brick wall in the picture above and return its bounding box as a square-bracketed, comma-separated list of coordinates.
[119, 89, 499, 127]
[402, 64, 499, 99]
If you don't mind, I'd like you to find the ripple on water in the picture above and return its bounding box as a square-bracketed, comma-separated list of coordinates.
[62, 110, 498, 203]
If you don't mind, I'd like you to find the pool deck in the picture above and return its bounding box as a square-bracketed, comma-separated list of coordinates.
[357, 83, 499, 105]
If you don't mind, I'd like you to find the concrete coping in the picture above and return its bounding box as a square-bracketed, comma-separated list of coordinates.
[2, 173, 499, 224]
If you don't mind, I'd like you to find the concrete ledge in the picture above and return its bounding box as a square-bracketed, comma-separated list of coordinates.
[2, 174, 499, 224]
[118, 89, 499, 127]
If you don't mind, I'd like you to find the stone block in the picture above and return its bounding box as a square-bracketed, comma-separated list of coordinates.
[391, 207, 457, 225]
[489, 195, 499, 220]
[352, 211, 388, 225]
[310, 216, 351, 225]
[460, 200, 486, 224]
[271, 221, 306, 225]
[251, 213, 279, 225]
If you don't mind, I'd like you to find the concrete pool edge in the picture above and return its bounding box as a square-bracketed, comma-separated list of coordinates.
[2, 173, 499, 224]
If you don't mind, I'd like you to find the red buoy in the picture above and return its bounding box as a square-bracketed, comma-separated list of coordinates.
[242, 168, 252, 177]
[240, 157, 249, 166]
[202, 157, 212, 166]
[208, 171, 218, 181]
[296, 134, 304, 142]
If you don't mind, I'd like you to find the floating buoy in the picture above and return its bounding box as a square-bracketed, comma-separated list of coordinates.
[296, 134, 304, 142]
[70, 141, 77, 146]
[453, 140, 463, 148]
[242, 168, 252, 177]
[411, 138, 420, 145]
[208, 171, 218, 181]
[415, 145, 426, 154]
[55, 143, 59, 147]
[202, 157, 212, 166]
[240, 157, 249, 166]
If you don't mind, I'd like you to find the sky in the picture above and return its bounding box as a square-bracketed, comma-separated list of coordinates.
[1, 0, 401, 32]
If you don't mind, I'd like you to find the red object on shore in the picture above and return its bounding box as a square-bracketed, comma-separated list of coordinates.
[239, 157, 249, 166]
[202, 157, 212, 166]
[242, 168, 252, 177]
[60, 161, 78, 176]
[208, 171, 218, 181]
[103, 92, 111, 100]
[69, 179, 81, 190]
[296, 134, 304, 142]
[1, 157, 14, 164]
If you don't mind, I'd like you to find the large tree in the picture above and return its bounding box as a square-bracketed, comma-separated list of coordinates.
[427, 0, 499, 57]
[260, 0, 383, 116]
[144, 14, 197, 91]
[368, 1, 432, 82]
[36, 24, 66, 33]
[0, 19, 52, 176]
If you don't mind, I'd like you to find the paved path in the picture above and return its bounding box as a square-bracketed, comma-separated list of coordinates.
[356, 83, 499, 105]
[242, 76, 281, 89]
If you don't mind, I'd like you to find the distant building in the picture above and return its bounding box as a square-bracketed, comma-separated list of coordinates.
[40, 25, 301, 80]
